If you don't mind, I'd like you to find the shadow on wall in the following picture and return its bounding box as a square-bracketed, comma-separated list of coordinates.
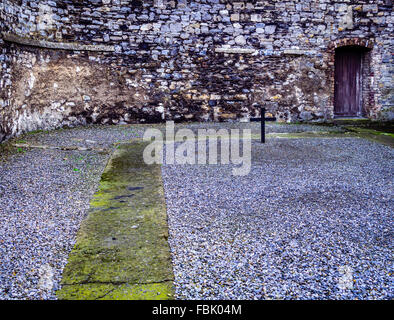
[0, 44, 166, 141]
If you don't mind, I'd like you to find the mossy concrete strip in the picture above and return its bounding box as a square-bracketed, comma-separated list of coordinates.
[0, 140, 20, 163]
[328, 118, 394, 133]
[56, 142, 174, 300]
[264, 131, 394, 148]
[343, 127, 394, 148]
[57, 282, 173, 300]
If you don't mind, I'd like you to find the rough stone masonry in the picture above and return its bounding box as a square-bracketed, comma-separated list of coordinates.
[0, 0, 393, 141]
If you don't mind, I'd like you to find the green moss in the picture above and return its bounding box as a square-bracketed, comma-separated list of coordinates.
[260, 128, 393, 147]
[346, 126, 394, 137]
[0, 141, 19, 162]
[57, 282, 173, 300]
[344, 126, 394, 148]
[56, 142, 174, 300]
[25, 129, 49, 135]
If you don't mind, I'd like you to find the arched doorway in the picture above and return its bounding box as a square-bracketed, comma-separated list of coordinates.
[334, 45, 370, 117]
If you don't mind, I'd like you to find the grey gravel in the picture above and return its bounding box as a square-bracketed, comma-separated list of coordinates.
[0, 148, 110, 300]
[0, 122, 389, 300]
[17, 124, 147, 149]
[174, 121, 345, 135]
[0, 124, 151, 300]
[162, 138, 393, 300]
[15, 122, 343, 149]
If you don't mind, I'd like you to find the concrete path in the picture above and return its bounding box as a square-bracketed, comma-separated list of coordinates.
[56, 142, 174, 300]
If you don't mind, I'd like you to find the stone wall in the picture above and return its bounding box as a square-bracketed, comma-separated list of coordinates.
[0, 0, 393, 141]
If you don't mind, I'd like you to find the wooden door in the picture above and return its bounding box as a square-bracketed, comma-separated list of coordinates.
[334, 47, 363, 117]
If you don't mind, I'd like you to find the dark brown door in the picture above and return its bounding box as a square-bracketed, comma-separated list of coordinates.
[334, 47, 363, 117]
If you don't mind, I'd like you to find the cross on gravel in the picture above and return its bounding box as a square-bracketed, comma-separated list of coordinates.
[250, 105, 277, 143]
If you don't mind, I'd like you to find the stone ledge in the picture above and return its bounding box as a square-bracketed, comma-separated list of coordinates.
[215, 47, 258, 54]
[214, 47, 316, 56]
[283, 49, 318, 55]
[2, 33, 115, 52]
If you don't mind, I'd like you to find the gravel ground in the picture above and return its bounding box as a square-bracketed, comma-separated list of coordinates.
[0, 122, 385, 300]
[174, 121, 345, 135]
[162, 138, 393, 299]
[14, 124, 147, 149]
[0, 148, 109, 299]
[14, 122, 344, 148]
[0, 124, 150, 299]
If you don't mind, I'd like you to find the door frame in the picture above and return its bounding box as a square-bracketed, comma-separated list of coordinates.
[327, 38, 374, 119]
[334, 46, 364, 117]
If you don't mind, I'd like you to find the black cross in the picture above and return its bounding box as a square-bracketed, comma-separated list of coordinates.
[250, 106, 276, 143]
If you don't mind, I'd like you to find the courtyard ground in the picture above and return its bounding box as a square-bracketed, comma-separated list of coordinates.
[0, 122, 392, 299]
